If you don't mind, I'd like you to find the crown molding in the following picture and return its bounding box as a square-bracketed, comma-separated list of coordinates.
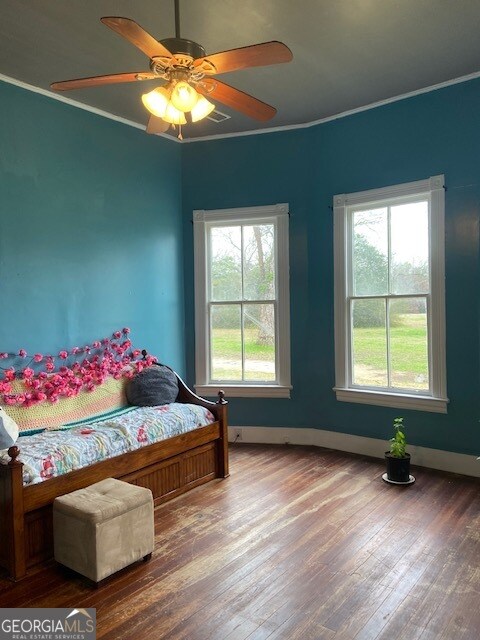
[182, 69, 480, 144]
[0, 72, 181, 143]
[2, 68, 480, 145]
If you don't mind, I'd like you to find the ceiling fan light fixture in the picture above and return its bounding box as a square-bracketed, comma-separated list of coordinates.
[141, 86, 171, 117]
[162, 102, 187, 125]
[170, 80, 198, 112]
[190, 95, 215, 122]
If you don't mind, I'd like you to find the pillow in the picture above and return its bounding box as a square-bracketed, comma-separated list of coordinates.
[0, 406, 19, 450]
[126, 365, 179, 407]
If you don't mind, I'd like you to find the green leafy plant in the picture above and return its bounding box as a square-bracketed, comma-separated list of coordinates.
[389, 417, 407, 458]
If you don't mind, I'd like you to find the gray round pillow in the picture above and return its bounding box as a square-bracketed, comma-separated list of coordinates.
[126, 365, 179, 406]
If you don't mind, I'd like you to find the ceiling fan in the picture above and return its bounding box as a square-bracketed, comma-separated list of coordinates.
[51, 0, 293, 138]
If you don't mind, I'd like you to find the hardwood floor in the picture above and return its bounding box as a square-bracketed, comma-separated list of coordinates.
[1, 443, 480, 639]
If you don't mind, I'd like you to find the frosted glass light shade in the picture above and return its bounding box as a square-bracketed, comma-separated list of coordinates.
[170, 81, 198, 112]
[191, 95, 215, 122]
[162, 102, 187, 125]
[141, 87, 170, 117]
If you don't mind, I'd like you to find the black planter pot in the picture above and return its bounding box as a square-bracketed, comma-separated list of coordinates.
[384, 452, 411, 483]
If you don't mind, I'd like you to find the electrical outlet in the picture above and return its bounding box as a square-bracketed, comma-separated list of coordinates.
[234, 429, 243, 441]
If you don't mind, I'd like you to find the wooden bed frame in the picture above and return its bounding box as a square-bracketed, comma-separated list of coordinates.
[0, 373, 228, 581]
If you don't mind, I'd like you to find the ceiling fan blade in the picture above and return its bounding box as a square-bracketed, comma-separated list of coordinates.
[101, 17, 174, 60]
[146, 115, 170, 135]
[194, 41, 292, 75]
[51, 72, 158, 92]
[197, 79, 276, 121]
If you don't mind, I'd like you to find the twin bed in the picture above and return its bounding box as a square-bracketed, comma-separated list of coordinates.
[0, 370, 229, 581]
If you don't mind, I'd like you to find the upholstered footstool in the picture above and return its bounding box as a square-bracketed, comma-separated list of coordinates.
[53, 478, 154, 583]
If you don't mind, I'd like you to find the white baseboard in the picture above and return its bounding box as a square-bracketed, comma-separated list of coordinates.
[228, 426, 480, 478]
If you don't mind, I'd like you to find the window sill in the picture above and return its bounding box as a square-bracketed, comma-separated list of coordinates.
[195, 384, 292, 399]
[333, 387, 448, 413]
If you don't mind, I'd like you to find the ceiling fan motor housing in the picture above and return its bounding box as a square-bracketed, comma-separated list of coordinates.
[160, 38, 206, 65]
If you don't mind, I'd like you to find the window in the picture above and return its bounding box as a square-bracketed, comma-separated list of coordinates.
[333, 176, 448, 413]
[193, 204, 291, 398]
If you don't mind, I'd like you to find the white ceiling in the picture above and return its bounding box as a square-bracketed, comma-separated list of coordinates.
[1, 0, 480, 140]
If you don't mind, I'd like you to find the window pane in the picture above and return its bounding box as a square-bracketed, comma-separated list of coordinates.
[390, 298, 429, 390]
[211, 305, 242, 380]
[391, 201, 429, 294]
[352, 208, 388, 295]
[244, 304, 276, 381]
[210, 226, 242, 301]
[352, 299, 387, 387]
[243, 224, 276, 300]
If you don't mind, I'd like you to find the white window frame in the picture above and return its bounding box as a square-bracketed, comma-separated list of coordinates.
[193, 203, 291, 398]
[333, 175, 448, 413]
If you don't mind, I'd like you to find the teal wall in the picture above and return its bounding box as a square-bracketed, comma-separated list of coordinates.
[182, 79, 480, 455]
[2, 76, 479, 456]
[0, 81, 185, 373]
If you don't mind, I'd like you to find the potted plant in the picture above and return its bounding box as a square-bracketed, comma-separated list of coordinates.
[383, 417, 415, 484]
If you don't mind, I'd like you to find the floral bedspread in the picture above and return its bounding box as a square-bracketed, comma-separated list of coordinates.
[0, 403, 215, 486]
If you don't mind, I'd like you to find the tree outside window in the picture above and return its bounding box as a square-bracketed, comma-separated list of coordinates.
[194, 204, 291, 399]
[333, 176, 447, 413]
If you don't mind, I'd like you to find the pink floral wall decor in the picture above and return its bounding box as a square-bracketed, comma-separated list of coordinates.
[0, 328, 157, 407]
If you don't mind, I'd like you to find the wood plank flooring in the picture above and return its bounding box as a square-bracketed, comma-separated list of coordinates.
[1, 443, 480, 639]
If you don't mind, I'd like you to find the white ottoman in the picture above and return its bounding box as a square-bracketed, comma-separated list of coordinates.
[53, 478, 154, 583]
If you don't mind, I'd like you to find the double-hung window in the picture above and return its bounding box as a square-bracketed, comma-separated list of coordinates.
[333, 176, 448, 413]
[194, 204, 291, 398]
